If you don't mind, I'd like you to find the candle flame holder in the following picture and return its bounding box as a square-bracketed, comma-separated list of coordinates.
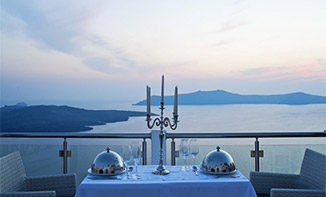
[146, 76, 178, 175]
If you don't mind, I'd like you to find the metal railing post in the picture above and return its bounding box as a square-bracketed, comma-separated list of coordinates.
[171, 138, 176, 165]
[63, 138, 68, 174]
[142, 138, 147, 165]
[255, 137, 260, 171]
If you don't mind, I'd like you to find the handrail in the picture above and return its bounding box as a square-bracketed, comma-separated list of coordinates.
[0, 132, 151, 138]
[166, 131, 326, 138]
[1, 131, 324, 139]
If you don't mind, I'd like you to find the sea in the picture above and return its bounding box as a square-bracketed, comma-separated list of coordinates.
[1, 103, 325, 184]
[89, 104, 326, 133]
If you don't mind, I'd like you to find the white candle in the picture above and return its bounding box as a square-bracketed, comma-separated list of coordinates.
[149, 87, 151, 114]
[174, 86, 178, 116]
[147, 86, 151, 115]
[161, 75, 164, 103]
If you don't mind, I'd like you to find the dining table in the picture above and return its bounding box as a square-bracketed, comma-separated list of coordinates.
[76, 165, 257, 197]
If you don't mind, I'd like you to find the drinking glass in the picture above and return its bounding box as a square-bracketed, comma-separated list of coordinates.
[180, 139, 189, 171]
[131, 142, 141, 179]
[189, 139, 199, 165]
[121, 145, 132, 179]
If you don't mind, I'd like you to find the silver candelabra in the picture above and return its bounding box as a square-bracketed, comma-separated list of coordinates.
[146, 75, 178, 175]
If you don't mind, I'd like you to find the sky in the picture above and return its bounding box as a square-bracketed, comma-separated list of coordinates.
[1, 0, 325, 106]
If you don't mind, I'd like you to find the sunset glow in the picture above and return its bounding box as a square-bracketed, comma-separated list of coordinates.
[1, 0, 325, 104]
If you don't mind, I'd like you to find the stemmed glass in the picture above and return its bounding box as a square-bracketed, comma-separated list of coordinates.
[131, 142, 141, 179]
[180, 139, 189, 171]
[121, 145, 132, 180]
[189, 139, 199, 165]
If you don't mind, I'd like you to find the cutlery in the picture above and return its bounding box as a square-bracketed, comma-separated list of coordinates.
[128, 166, 133, 179]
[192, 166, 199, 176]
[128, 166, 133, 176]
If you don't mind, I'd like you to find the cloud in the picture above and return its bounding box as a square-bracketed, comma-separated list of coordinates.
[74, 33, 145, 76]
[317, 59, 326, 67]
[0, 32, 108, 79]
[0, 1, 145, 77]
[216, 20, 250, 33]
[239, 62, 326, 81]
[0, 8, 26, 34]
[0, 0, 113, 51]
[82, 56, 138, 75]
[210, 41, 230, 48]
[1, 1, 80, 52]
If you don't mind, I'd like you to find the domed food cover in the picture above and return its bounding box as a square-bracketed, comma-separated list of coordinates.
[89, 146, 126, 176]
[201, 146, 236, 174]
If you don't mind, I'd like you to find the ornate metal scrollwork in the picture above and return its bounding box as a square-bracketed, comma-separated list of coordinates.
[146, 96, 178, 175]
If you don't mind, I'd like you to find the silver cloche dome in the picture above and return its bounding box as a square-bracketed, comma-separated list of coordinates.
[89, 147, 126, 176]
[201, 146, 236, 174]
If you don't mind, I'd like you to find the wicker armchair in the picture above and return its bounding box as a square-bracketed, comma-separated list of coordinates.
[0, 151, 76, 197]
[250, 148, 326, 197]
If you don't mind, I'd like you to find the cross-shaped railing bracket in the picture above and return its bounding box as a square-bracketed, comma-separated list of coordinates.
[59, 150, 71, 157]
[251, 150, 264, 158]
[175, 150, 180, 158]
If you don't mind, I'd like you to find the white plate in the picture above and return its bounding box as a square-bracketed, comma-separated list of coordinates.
[88, 168, 126, 176]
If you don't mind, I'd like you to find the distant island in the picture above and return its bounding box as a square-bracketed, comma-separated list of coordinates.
[134, 90, 326, 105]
[0, 104, 149, 132]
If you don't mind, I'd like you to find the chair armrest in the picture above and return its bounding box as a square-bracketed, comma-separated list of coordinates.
[0, 191, 55, 197]
[271, 188, 326, 197]
[25, 173, 76, 197]
[250, 171, 300, 194]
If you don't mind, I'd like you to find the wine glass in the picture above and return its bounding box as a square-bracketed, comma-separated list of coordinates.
[121, 145, 132, 179]
[131, 142, 141, 179]
[189, 139, 199, 165]
[180, 139, 189, 171]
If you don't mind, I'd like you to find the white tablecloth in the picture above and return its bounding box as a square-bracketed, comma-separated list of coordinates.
[76, 165, 256, 197]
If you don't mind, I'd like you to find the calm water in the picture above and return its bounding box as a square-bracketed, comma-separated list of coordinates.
[91, 104, 326, 133]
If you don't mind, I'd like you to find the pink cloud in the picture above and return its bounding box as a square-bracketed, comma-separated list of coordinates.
[239, 61, 326, 81]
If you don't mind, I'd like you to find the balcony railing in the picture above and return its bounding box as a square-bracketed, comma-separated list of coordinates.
[0, 132, 151, 174]
[1, 131, 324, 173]
[166, 131, 326, 171]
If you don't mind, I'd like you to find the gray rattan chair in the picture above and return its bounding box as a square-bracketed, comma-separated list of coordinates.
[0, 151, 76, 197]
[250, 148, 326, 197]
